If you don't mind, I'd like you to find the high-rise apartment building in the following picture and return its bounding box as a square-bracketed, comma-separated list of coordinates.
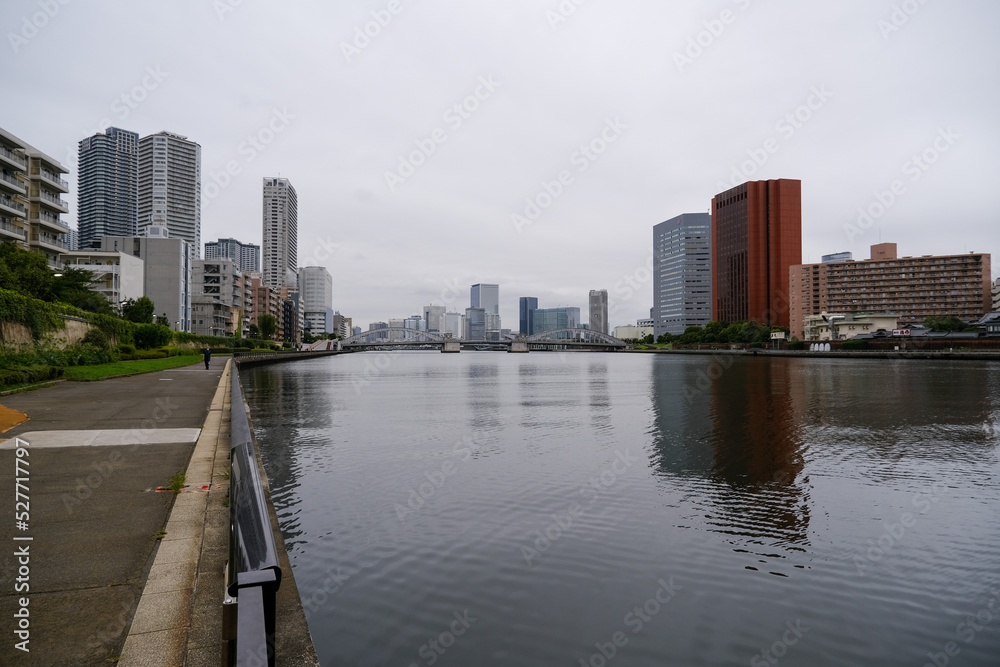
[262, 177, 298, 290]
[518, 297, 538, 335]
[100, 226, 191, 331]
[300, 265, 334, 335]
[653, 213, 712, 337]
[138, 132, 200, 258]
[191, 258, 244, 337]
[788, 243, 993, 340]
[589, 290, 609, 334]
[78, 127, 138, 249]
[712, 179, 801, 329]
[993, 278, 999, 312]
[204, 237, 260, 273]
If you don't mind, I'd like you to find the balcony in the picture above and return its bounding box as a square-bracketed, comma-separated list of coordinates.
[0, 145, 26, 170]
[37, 169, 69, 192]
[0, 218, 26, 241]
[0, 171, 25, 194]
[34, 188, 69, 213]
[29, 230, 67, 252]
[30, 209, 69, 233]
[0, 194, 25, 217]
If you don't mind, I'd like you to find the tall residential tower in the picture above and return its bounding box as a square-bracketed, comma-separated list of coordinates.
[262, 177, 298, 290]
[138, 132, 201, 258]
[77, 127, 138, 249]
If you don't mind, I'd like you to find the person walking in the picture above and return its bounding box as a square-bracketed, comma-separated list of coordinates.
[202, 346, 212, 370]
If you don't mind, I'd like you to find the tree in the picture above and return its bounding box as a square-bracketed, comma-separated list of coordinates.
[0, 243, 54, 299]
[52, 267, 113, 314]
[155, 313, 169, 326]
[656, 332, 674, 344]
[923, 315, 973, 332]
[257, 313, 278, 340]
[248, 323, 261, 339]
[121, 296, 155, 323]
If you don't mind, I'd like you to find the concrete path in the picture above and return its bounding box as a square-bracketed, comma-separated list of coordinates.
[0, 361, 223, 666]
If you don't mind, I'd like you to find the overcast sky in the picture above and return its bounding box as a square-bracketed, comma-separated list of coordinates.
[3, 0, 998, 328]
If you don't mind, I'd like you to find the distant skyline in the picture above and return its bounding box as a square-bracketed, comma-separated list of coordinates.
[3, 1, 998, 328]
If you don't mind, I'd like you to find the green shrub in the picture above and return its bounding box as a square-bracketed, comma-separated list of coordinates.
[786, 340, 805, 351]
[842, 340, 868, 351]
[0, 365, 64, 387]
[134, 323, 172, 349]
[81, 328, 110, 350]
[117, 343, 136, 356]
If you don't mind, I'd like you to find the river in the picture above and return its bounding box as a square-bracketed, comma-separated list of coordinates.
[242, 351, 1000, 666]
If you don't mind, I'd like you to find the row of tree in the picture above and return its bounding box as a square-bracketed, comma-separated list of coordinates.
[657, 320, 783, 346]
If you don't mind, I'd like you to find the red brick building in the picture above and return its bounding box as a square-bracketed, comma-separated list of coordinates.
[712, 179, 802, 329]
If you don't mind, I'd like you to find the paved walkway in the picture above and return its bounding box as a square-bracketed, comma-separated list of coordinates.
[0, 360, 318, 666]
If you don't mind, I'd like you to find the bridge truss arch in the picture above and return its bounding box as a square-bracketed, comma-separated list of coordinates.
[525, 328, 626, 347]
[343, 327, 447, 345]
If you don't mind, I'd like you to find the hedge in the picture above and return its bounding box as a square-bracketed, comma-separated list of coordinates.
[0, 365, 63, 387]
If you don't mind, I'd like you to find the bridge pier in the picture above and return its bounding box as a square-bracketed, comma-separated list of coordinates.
[508, 341, 529, 353]
[441, 341, 461, 353]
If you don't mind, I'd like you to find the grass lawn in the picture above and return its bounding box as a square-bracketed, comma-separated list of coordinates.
[62, 355, 203, 381]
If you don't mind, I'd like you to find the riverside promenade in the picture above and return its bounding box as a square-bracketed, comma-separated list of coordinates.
[0, 359, 318, 666]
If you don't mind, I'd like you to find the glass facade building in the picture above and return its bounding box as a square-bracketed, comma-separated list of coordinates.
[653, 213, 712, 337]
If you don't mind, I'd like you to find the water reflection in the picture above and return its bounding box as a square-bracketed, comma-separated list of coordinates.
[649, 356, 811, 572]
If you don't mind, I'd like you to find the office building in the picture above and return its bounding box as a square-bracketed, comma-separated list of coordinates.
[0, 127, 71, 266]
[518, 297, 538, 335]
[78, 127, 138, 249]
[100, 226, 192, 331]
[471, 283, 501, 340]
[588, 290, 609, 335]
[423, 305, 446, 333]
[712, 179, 801, 329]
[443, 312, 465, 339]
[613, 323, 654, 340]
[788, 243, 993, 340]
[58, 250, 144, 307]
[465, 307, 486, 341]
[532, 307, 580, 335]
[653, 213, 712, 337]
[138, 132, 200, 258]
[822, 251, 852, 264]
[333, 312, 353, 338]
[248, 275, 281, 338]
[262, 177, 298, 290]
[300, 266, 334, 335]
[205, 237, 260, 273]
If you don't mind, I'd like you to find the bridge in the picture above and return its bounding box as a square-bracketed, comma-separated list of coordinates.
[324, 327, 626, 352]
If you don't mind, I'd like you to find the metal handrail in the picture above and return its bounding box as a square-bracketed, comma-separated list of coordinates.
[229, 364, 281, 667]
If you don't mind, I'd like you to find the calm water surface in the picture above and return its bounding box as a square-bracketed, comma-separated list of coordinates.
[243, 352, 1000, 666]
